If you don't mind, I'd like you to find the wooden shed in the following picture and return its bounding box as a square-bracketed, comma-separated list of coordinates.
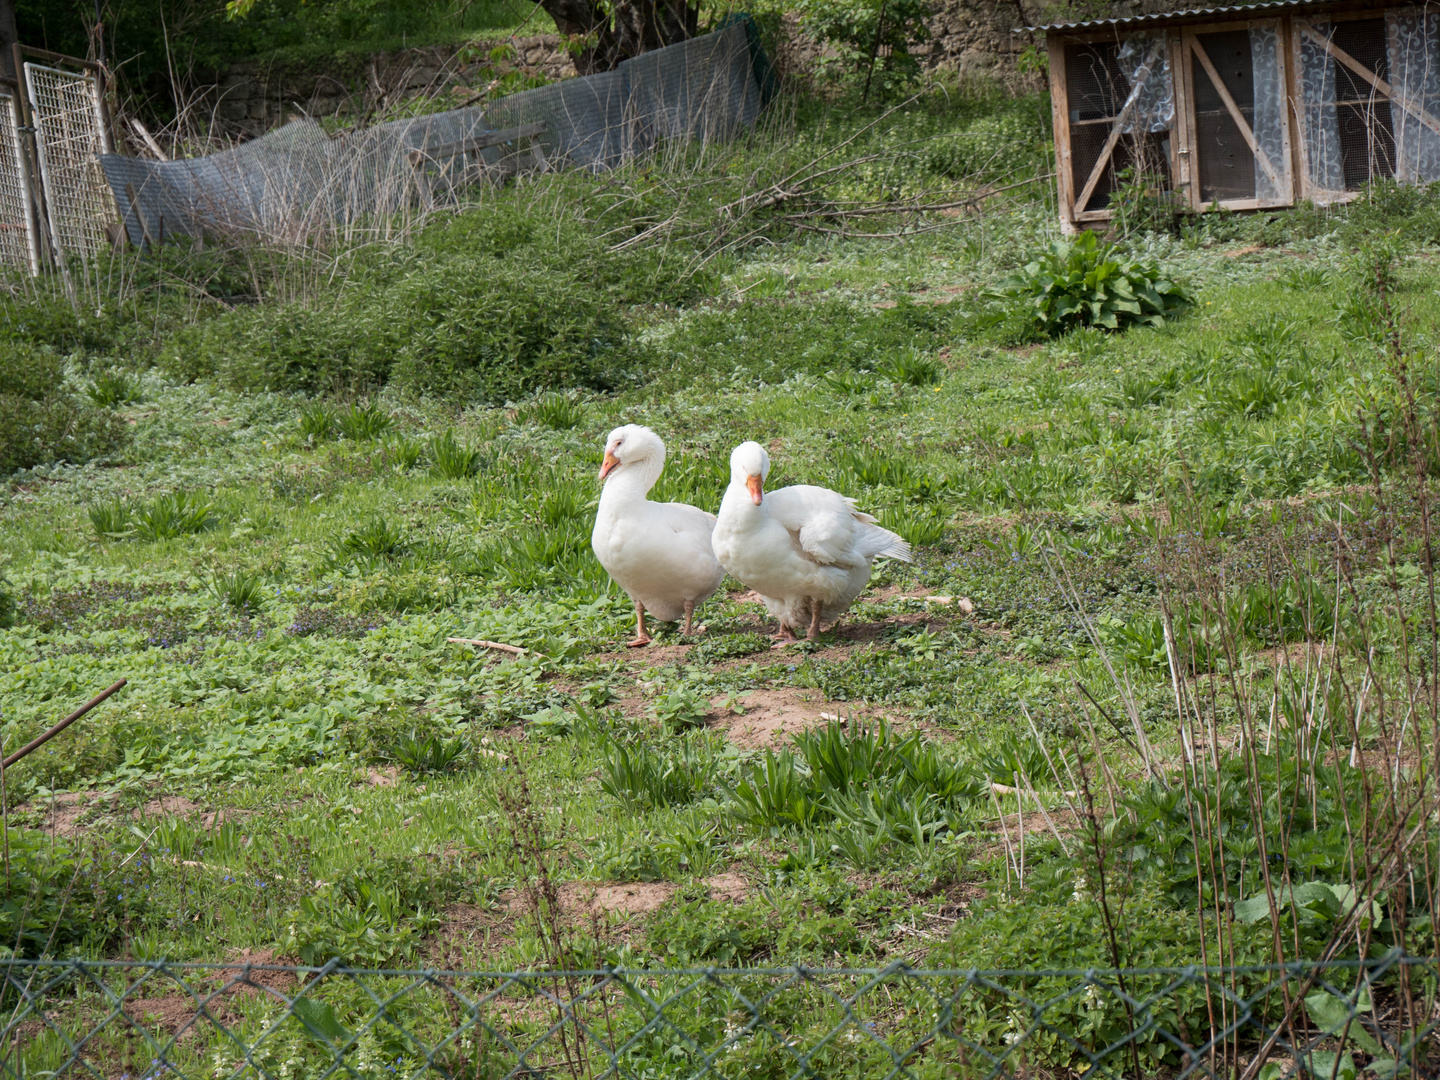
[1036, 0, 1440, 229]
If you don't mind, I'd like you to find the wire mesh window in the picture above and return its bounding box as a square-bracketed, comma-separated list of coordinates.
[22, 63, 111, 262]
[1064, 41, 1174, 213]
[0, 89, 37, 275]
[1192, 30, 1258, 202]
[1334, 18, 1397, 188]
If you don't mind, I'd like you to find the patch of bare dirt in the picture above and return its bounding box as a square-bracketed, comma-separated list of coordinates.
[705, 872, 749, 903]
[561, 881, 676, 918]
[711, 687, 892, 749]
[1225, 243, 1265, 258]
[365, 767, 400, 787]
[501, 881, 677, 922]
[217, 948, 297, 997]
[121, 994, 236, 1042]
[425, 903, 512, 967]
[26, 791, 110, 838]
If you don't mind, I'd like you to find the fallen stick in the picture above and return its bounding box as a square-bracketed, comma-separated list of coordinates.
[447, 637, 527, 655]
[3, 680, 128, 769]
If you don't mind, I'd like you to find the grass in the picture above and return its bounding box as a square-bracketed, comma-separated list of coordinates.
[0, 83, 1437, 1077]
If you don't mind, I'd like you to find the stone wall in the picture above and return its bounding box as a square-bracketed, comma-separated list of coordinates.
[203, 35, 575, 136]
[198, 2, 1171, 138]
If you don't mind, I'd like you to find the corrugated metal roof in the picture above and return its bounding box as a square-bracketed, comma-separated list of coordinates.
[1022, 0, 1361, 33]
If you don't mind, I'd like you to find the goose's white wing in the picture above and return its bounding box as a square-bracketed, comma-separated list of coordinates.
[767, 484, 912, 566]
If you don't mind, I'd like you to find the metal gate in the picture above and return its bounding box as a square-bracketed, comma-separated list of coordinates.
[23, 62, 113, 264]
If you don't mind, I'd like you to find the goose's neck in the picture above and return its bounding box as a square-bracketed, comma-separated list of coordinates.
[600, 456, 663, 506]
[721, 479, 768, 527]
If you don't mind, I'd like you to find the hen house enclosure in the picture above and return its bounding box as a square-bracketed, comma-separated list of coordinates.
[1041, 0, 1440, 229]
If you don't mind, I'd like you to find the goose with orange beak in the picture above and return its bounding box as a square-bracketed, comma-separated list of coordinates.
[712, 441, 911, 643]
[591, 425, 725, 647]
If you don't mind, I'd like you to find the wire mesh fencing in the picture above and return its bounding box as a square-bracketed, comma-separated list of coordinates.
[3, 951, 1436, 1079]
[0, 88, 38, 275]
[22, 63, 112, 264]
[99, 19, 766, 250]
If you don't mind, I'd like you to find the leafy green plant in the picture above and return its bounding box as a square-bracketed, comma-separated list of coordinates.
[727, 750, 826, 830]
[649, 687, 710, 733]
[878, 504, 945, 546]
[1, 347, 129, 475]
[429, 428, 483, 479]
[518, 392, 584, 431]
[382, 436, 423, 471]
[990, 232, 1192, 337]
[389, 730, 465, 776]
[876, 348, 941, 387]
[133, 491, 217, 541]
[820, 369, 875, 395]
[88, 498, 133, 539]
[798, 0, 932, 99]
[600, 740, 711, 809]
[87, 370, 143, 407]
[690, 632, 770, 663]
[298, 401, 337, 442]
[210, 570, 267, 612]
[335, 401, 393, 441]
[337, 518, 408, 558]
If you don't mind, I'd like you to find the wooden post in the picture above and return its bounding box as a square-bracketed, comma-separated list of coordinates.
[1048, 34, 1076, 231]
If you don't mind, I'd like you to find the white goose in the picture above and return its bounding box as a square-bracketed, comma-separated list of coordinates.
[591, 424, 725, 647]
[712, 441, 912, 642]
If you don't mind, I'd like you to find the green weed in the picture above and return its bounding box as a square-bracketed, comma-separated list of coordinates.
[88, 498, 133, 539]
[335, 401, 393, 441]
[210, 570, 267, 612]
[87, 370, 143, 407]
[990, 232, 1192, 337]
[298, 401, 337, 442]
[132, 492, 217, 541]
[518, 392, 584, 431]
[429, 428, 483, 479]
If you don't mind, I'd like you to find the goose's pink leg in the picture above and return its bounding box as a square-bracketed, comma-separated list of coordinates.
[682, 599, 697, 636]
[628, 600, 652, 648]
[806, 601, 823, 641]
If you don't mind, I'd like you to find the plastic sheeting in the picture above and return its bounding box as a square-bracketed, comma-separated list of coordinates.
[1116, 34, 1174, 133]
[1249, 23, 1288, 201]
[1297, 20, 1347, 197]
[101, 21, 764, 246]
[1387, 7, 1440, 184]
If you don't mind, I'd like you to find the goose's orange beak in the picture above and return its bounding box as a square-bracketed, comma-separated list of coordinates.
[599, 451, 620, 480]
[746, 474, 764, 505]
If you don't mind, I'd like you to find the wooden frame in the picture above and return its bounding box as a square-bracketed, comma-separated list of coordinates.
[1179, 17, 1293, 211]
[1042, 0, 1424, 227]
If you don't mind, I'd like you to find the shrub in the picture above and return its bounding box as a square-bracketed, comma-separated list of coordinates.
[0, 347, 129, 475]
[990, 232, 1192, 338]
[165, 254, 634, 402]
[799, 0, 932, 99]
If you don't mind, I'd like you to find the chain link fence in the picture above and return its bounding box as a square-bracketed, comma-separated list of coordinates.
[3, 951, 1436, 1079]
